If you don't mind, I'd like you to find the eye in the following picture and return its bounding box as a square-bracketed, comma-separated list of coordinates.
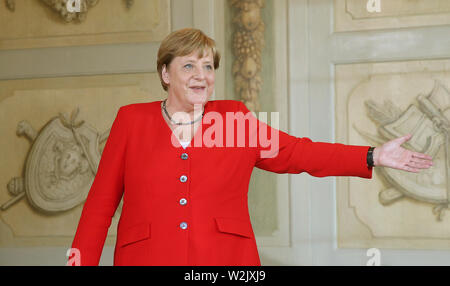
[184, 64, 193, 69]
[205, 65, 213, 71]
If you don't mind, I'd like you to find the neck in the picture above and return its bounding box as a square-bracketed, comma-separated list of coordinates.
[165, 97, 204, 121]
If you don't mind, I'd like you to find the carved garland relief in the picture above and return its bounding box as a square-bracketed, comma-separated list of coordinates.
[229, 0, 265, 112]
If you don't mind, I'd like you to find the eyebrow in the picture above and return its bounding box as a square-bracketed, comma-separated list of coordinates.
[183, 59, 213, 64]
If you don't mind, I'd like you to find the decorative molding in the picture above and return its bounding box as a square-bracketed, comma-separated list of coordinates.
[5, 0, 14, 11]
[0, 73, 163, 247]
[355, 80, 449, 221]
[5, 0, 134, 22]
[0, 42, 161, 80]
[1, 108, 111, 213]
[229, 0, 265, 112]
[335, 59, 450, 250]
[0, 0, 169, 50]
[40, 0, 100, 23]
[335, 0, 450, 32]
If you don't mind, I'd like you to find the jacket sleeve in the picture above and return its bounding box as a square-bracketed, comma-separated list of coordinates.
[238, 102, 373, 178]
[69, 106, 129, 266]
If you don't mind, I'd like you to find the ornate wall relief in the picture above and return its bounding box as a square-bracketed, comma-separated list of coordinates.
[335, 0, 450, 32]
[2, 107, 110, 214]
[0, 73, 165, 247]
[229, 0, 265, 112]
[335, 59, 450, 249]
[357, 81, 449, 221]
[0, 0, 170, 50]
[8, 0, 103, 22]
[225, 0, 288, 246]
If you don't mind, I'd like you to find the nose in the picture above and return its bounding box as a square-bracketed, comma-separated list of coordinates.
[193, 65, 205, 79]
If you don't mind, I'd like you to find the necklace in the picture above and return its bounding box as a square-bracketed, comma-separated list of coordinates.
[162, 99, 204, 126]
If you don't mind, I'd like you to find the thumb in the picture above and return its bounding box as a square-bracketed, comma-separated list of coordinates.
[397, 133, 412, 145]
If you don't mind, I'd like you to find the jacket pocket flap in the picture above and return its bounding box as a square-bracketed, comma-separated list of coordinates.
[214, 217, 253, 239]
[118, 223, 151, 247]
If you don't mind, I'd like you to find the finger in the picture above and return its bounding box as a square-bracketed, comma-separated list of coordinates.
[403, 165, 420, 173]
[396, 133, 413, 145]
[408, 157, 434, 167]
[412, 152, 433, 160]
[407, 160, 432, 169]
[411, 158, 434, 165]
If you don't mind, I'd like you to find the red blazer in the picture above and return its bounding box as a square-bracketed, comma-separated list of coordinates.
[70, 100, 372, 266]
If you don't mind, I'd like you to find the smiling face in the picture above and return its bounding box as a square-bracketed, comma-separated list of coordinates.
[162, 49, 215, 111]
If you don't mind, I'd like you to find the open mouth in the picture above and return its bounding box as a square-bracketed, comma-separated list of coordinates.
[190, 86, 206, 92]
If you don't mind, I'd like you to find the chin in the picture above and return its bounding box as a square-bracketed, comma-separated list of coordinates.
[187, 93, 210, 106]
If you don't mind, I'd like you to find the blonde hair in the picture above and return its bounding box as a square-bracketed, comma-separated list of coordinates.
[157, 28, 221, 91]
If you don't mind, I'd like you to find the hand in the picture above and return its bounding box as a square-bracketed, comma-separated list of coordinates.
[373, 134, 434, 173]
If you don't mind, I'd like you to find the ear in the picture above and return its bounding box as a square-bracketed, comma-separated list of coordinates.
[162, 65, 170, 85]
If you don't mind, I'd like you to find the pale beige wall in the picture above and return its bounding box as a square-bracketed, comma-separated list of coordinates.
[292, 0, 450, 265]
[0, 0, 239, 266]
[5, 0, 449, 267]
[334, 1, 450, 252]
[0, 0, 170, 265]
[0, 0, 292, 265]
[0, 0, 170, 50]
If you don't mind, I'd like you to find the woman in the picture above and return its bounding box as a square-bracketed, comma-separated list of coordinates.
[70, 28, 433, 266]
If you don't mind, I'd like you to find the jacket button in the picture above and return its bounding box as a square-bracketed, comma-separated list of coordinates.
[181, 153, 188, 160]
[179, 198, 187, 206]
[180, 222, 188, 230]
[180, 175, 188, 183]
